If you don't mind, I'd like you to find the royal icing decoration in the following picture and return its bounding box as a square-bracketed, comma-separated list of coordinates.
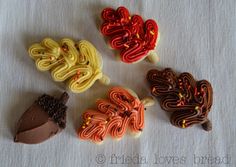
[29, 38, 110, 93]
[101, 6, 159, 64]
[147, 68, 213, 131]
[78, 87, 155, 143]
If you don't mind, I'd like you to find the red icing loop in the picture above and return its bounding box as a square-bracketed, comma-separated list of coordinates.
[101, 6, 159, 63]
[109, 29, 131, 49]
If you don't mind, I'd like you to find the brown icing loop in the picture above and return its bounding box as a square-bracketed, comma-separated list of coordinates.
[147, 68, 213, 131]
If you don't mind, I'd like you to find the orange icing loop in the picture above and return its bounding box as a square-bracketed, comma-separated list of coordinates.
[96, 100, 118, 117]
[78, 87, 146, 143]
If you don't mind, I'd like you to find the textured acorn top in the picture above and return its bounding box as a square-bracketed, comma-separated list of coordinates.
[37, 92, 68, 128]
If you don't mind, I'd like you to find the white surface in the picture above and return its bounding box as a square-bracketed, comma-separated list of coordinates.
[0, 0, 235, 167]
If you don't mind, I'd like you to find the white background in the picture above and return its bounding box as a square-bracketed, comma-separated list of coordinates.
[0, 0, 235, 167]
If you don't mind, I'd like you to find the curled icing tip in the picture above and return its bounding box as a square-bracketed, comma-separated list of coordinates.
[99, 74, 110, 85]
[78, 87, 152, 143]
[146, 51, 159, 64]
[141, 97, 155, 107]
[201, 119, 212, 131]
[28, 38, 110, 93]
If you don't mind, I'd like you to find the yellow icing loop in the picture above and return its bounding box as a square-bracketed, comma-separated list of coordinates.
[28, 38, 110, 93]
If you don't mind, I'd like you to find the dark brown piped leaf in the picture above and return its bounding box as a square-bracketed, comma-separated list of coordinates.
[147, 68, 213, 131]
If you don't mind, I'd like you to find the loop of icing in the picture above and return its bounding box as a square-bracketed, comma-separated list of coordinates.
[28, 38, 109, 93]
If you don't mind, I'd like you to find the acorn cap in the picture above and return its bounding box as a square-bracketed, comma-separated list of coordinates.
[14, 92, 69, 144]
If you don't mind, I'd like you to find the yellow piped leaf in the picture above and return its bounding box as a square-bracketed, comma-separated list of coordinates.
[28, 38, 110, 93]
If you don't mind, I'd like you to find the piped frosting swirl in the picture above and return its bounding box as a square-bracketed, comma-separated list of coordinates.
[29, 38, 110, 93]
[78, 87, 154, 143]
[101, 6, 159, 64]
[147, 68, 213, 131]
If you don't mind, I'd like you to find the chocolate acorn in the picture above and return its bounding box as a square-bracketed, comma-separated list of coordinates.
[14, 92, 69, 144]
